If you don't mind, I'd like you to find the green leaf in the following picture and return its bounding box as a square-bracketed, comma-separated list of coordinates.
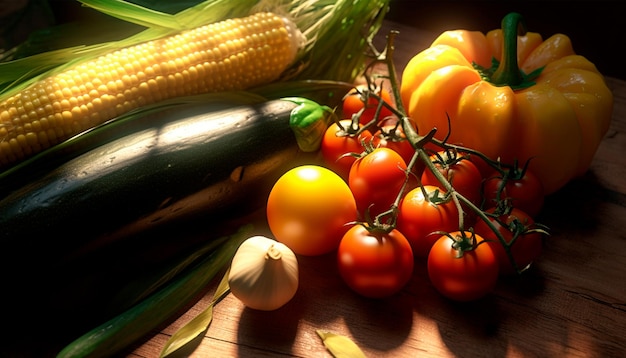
[78, 0, 183, 30]
[1, 0, 390, 99]
[316, 330, 367, 358]
[159, 267, 232, 357]
[56, 225, 250, 358]
[0, 0, 252, 97]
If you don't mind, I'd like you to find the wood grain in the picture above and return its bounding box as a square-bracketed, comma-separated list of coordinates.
[126, 22, 626, 358]
[4, 19, 623, 358]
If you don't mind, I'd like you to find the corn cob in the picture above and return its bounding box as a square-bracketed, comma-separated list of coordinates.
[0, 11, 304, 169]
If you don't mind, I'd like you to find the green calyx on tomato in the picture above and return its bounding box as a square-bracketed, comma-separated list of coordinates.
[371, 117, 417, 165]
[396, 185, 460, 258]
[474, 206, 548, 275]
[320, 119, 373, 180]
[349, 147, 410, 225]
[337, 223, 414, 298]
[445, 230, 483, 258]
[342, 84, 394, 129]
[481, 160, 545, 217]
[427, 231, 499, 301]
[422, 149, 483, 209]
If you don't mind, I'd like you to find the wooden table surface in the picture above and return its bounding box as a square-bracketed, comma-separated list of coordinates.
[126, 21, 626, 357]
[4, 19, 621, 358]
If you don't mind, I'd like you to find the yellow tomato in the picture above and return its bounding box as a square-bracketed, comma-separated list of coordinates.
[266, 165, 357, 256]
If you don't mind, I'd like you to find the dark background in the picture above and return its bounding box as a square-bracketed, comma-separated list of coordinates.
[386, 0, 624, 80]
[1, 0, 624, 80]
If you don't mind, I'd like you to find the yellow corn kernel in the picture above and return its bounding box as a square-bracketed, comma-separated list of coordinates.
[0, 12, 304, 169]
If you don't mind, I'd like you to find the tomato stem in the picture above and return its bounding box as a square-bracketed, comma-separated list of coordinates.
[376, 31, 527, 269]
[360, 26, 547, 275]
[382, 31, 406, 117]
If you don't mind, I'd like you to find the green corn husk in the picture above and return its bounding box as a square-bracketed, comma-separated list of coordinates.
[0, 80, 353, 194]
[0, 0, 389, 177]
[55, 225, 252, 358]
[0, 1, 391, 356]
[0, 0, 390, 99]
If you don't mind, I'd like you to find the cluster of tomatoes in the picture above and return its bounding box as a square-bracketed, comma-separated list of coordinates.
[267, 84, 548, 302]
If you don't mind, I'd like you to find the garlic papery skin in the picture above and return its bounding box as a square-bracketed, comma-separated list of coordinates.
[228, 235, 299, 311]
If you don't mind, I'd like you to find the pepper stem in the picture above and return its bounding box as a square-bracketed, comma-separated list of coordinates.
[491, 12, 526, 87]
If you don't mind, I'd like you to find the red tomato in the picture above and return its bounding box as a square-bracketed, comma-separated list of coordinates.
[321, 120, 373, 180]
[396, 185, 460, 259]
[342, 85, 394, 128]
[267, 165, 357, 256]
[427, 231, 499, 301]
[337, 224, 414, 298]
[421, 150, 483, 207]
[371, 117, 416, 165]
[482, 168, 545, 218]
[349, 147, 407, 218]
[473, 207, 544, 275]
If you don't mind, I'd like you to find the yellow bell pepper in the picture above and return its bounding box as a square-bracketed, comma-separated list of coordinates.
[400, 12, 613, 194]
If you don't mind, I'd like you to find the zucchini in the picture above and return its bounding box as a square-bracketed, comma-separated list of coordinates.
[0, 92, 269, 195]
[1, 82, 350, 355]
[1, 96, 335, 353]
[0, 80, 352, 194]
[0, 97, 331, 256]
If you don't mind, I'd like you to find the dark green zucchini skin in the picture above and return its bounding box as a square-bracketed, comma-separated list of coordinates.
[2, 99, 319, 355]
[0, 81, 353, 192]
[0, 99, 310, 268]
[0, 84, 350, 357]
[0, 96, 259, 195]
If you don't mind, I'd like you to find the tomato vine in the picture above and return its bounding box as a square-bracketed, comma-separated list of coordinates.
[342, 29, 549, 277]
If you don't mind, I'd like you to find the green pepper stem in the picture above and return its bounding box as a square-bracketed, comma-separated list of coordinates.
[491, 12, 526, 87]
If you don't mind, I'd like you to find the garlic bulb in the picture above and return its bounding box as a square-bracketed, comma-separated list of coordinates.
[228, 235, 299, 311]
